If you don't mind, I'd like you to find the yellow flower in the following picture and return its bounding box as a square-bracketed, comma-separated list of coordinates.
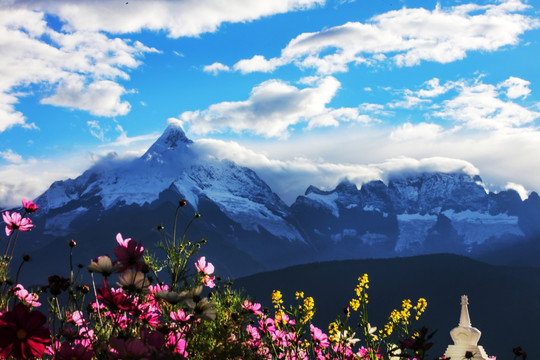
[328, 321, 339, 335]
[295, 291, 304, 300]
[413, 298, 428, 320]
[272, 290, 283, 308]
[349, 298, 360, 311]
[354, 273, 369, 297]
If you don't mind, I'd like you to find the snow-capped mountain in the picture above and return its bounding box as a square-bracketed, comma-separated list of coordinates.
[17, 125, 540, 284]
[37, 124, 302, 243]
[290, 172, 540, 262]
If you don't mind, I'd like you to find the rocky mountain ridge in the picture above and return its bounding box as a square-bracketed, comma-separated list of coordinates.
[17, 124, 540, 282]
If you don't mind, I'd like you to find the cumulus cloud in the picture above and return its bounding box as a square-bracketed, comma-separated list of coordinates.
[227, 0, 539, 74]
[498, 76, 531, 99]
[0, 6, 158, 131]
[233, 55, 285, 73]
[179, 76, 373, 138]
[203, 62, 231, 75]
[42, 79, 131, 117]
[416, 78, 453, 98]
[2, 0, 324, 132]
[26, 0, 324, 38]
[433, 77, 540, 130]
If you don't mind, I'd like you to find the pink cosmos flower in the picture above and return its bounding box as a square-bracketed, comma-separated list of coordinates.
[2, 212, 34, 236]
[21, 199, 38, 214]
[195, 256, 216, 288]
[195, 256, 214, 275]
[170, 308, 193, 323]
[166, 331, 188, 357]
[114, 233, 145, 272]
[242, 300, 263, 316]
[69, 311, 85, 326]
[116, 233, 131, 247]
[12, 285, 41, 307]
[310, 324, 330, 348]
[202, 275, 216, 288]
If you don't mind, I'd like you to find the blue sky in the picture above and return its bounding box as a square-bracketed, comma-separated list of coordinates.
[1, 0, 539, 206]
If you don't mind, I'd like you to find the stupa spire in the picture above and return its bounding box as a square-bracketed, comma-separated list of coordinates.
[444, 295, 491, 359]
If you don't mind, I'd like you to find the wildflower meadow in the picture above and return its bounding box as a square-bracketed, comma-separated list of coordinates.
[0, 197, 444, 360]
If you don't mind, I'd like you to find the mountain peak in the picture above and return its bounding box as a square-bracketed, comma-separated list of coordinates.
[141, 123, 193, 164]
[160, 123, 193, 149]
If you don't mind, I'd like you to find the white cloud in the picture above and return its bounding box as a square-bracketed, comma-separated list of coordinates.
[0, 6, 158, 131]
[416, 78, 453, 98]
[433, 78, 540, 130]
[0, 149, 23, 164]
[389, 122, 445, 141]
[233, 55, 285, 73]
[228, 0, 539, 74]
[376, 157, 480, 180]
[0, 0, 326, 131]
[180, 76, 371, 138]
[87, 120, 106, 142]
[42, 79, 131, 117]
[389, 92, 430, 109]
[505, 182, 530, 200]
[0, 157, 88, 208]
[203, 62, 231, 75]
[498, 76, 531, 99]
[190, 137, 492, 204]
[103, 124, 160, 148]
[26, 0, 324, 38]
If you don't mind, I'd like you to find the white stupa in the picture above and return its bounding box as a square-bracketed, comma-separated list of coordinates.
[444, 295, 491, 360]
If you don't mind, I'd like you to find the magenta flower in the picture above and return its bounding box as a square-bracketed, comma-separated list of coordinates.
[0, 303, 51, 360]
[166, 331, 188, 357]
[2, 212, 34, 236]
[97, 281, 135, 312]
[21, 199, 38, 214]
[114, 233, 145, 272]
[56, 343, 93, 360]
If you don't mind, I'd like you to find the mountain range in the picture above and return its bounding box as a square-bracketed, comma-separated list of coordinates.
[13, 124, 540, 284]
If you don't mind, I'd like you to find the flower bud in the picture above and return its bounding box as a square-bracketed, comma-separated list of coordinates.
[68, 239, 77, 248]
[179, 199, 188, 207]
[22, 254, 30, 262]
